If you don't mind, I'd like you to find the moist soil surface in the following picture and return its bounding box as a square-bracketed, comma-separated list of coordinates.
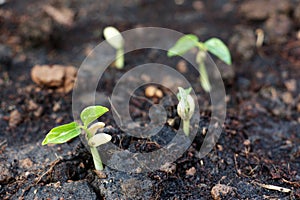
[0, 0, 300, 199]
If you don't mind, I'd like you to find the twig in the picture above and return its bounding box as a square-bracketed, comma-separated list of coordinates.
[35, 158, 61, 184]
[253, 181, 291, 193]
[108, 97, 123, 127]
[282, 178, 300, 188]
[20, 158, 61, 198]
[233, 154, 246, 177]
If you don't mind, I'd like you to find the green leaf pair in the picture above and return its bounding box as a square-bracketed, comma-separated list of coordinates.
[42, 106, 109, 145]
[168, 34, 232, 65]
[168, 34, 232, 92]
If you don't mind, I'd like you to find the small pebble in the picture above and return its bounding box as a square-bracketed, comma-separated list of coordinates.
[211, 184, 235, 200]
[53, 102, 61, 112]
[155, 89, 163, 98]
[282, 92, 293, 104]
[284, 79, 296, 92]
[145, 86, 157, 97]
[186, 167, 196, 176]
[243, 139, 251, 146]
[217, 144, 223, 151]
[176, 60, 187, 73]
[145, 86, 163, 98]
[9, 109, 22, 128]
[28, 100, 38, 111]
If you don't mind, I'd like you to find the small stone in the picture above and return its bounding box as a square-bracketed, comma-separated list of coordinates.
[31, 65, 65, 87]
[55, 117, 63, 123]
[176, 60, 188, 73]
[53, 181, 61, 188]
[282, 92, 293, 104]
[28, 100, 39, 111]
[284, 79, 296, 92]
[186, 167, 196, 176]
[53, 102, 61, 112]
[135, 167, 142, 173]
[31, 64, 77, 93]
[155, 89, 163, 98]
[211, 184, 235, 200]
[167, 118, 175, 126]
[19, 158, 33, 169]
[217, 145, 223, 151]
[243, 139, 251, 146]
[9, 109, 22, 127]
[145, 86, 157, 98]
[24, 171, 31, 177]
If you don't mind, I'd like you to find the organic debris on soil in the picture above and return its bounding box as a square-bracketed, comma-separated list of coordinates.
[0, 0, 300, 199]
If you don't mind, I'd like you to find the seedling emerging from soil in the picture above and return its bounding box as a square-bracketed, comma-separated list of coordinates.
[42, 106, 111, 171]
[168, 35, 231, 92]
[103, 26, 125, 69]
[177, 87, 195, 136]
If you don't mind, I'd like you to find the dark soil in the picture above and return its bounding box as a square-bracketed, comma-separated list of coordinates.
[0, 0, 299, 199]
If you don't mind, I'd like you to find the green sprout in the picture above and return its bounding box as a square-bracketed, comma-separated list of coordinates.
[168, 35, 232, 92]
[42, 106, 111, 171]
[103, 26, 125, 69]
[177, 87, 195, 136]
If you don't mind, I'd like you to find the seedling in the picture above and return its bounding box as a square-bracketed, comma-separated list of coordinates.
[103, 26, 125, 69]
[177, 87, 195, 136]
[168, 35, 232, 92]
[42, 106, 111, 171]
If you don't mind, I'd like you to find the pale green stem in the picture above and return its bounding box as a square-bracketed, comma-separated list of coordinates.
[83, 127, 104, 171]
[115, 48, 124, 69]
[90, 146, 104, 171]
[199, 62, 211, 92]
[183, 119, 190, 136]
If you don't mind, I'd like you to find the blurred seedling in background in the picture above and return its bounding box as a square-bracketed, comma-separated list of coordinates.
[103, 26, 125, 69]
[177, 87, 195, 136]
[168, 35, 231, 92]
[42, 106, 111, 171]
